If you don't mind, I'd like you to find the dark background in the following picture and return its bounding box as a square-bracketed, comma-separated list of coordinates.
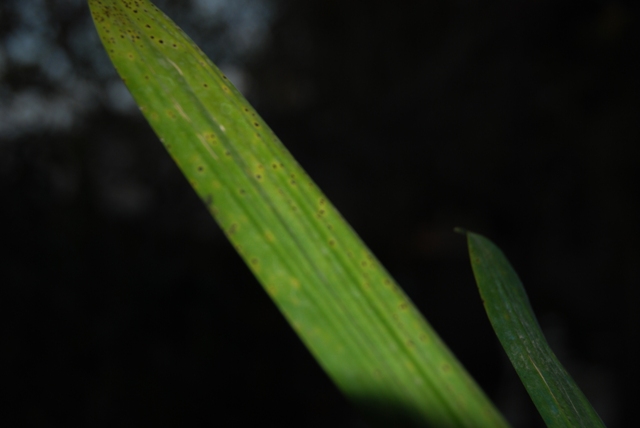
[2, 0, 637, 426]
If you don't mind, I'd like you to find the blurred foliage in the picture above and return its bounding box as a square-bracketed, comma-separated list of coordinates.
[2, 0, 637, 426]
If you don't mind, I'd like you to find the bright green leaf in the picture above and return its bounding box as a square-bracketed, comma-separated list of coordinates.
[88, 1, 510, 426]
[462, 230, 606, 428]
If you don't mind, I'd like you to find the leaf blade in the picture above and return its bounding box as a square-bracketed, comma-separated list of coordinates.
[463, 231, 606, 427]
[88, 1, 509, 426]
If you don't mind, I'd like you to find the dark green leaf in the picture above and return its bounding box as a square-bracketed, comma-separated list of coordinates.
[462, 230, 606, 428]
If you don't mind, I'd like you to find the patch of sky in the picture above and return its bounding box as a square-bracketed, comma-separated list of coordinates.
[0, 47, 6, 78]
[5, 29, 47, 66]
[0, 0, 105, 138]
[189, 0, 276, 96]
[14, 0, 49, 30]
[66, 14, 118, 80]
[0, 0, 277, 138]
[41, 46, 73, 82]
[0, 90, 74, 138]
[191, 0, 275, 58]
[106, 79, 138, 114]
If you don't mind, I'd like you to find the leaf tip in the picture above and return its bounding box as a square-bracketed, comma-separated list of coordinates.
[453, 227, 468, 236]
